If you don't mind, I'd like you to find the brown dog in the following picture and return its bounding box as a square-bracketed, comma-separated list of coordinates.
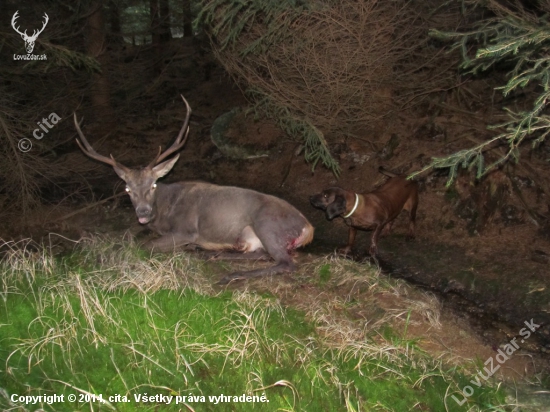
[310, 169, 418, 256]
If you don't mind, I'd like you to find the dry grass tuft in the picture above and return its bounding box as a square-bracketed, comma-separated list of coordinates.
[75, 235, 214, 295]
[268, 254, 447, 383]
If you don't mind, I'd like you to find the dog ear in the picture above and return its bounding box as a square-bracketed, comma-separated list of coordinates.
[309, 194, 326, 210]
[326, 195, 346, 220]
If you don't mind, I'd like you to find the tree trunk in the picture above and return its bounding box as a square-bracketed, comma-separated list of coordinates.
[159, 0, 172, 43]
[150, 0, 162, 74]
[87, 0, 111, 117]
[107, 0, 123, 46]
[150, 0, 160, 46]
[183, 0, 192, 38]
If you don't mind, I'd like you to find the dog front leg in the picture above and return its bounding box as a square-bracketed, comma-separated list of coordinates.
[338, 227, 357, 256]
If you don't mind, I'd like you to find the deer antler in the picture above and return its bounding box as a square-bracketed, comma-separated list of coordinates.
[74, 113, 122, 168]
[148, 95, 192, 167]
[75, 95, 191, 170]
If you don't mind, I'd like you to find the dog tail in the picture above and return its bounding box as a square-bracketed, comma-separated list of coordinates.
[378, 166, 399, 178]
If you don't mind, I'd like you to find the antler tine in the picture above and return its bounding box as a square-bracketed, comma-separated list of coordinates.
[36, 13, 49, 37]
[11, 11, 26, 36]
[73, 113, 119, 167]
[148, 95, 192, 167]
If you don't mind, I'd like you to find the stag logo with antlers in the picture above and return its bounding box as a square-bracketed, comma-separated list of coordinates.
[11, 10, 48, 58]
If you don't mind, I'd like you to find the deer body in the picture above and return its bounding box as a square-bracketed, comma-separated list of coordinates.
[74, 96, 313, 283]
[144, 182, 312, 255]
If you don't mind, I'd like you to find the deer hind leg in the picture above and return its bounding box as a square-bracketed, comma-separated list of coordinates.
[200, 226, 271, 261]
[218, 224, 297, 284]
[203, 250, 271, 261]
[218, 261, 296, 284]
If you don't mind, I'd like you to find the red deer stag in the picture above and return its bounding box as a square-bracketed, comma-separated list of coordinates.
[74, 96, 314, 283]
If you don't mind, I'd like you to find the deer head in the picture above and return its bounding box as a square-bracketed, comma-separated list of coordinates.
[11, 11, 49, 54]
[74, 95, 192, 224]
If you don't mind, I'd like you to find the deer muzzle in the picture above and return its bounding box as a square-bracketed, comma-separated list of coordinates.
[135, 205, 153, 224]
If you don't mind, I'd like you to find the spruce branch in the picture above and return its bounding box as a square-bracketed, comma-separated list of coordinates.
[247, 89, 340, 175]
[201, 0, 440, 177]
[425, 1, 550, 184]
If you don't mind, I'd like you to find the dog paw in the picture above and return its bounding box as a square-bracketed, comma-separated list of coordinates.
[337, 247, 352, 256]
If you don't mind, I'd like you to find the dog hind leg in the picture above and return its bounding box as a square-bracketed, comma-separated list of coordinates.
[369, 224, 385, 256]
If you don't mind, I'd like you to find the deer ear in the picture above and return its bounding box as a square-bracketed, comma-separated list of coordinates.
[113, 164, 130, 182]
[152, 154, 180, 179]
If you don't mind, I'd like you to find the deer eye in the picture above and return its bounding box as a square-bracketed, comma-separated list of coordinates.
[152, 183, 157, 189]
[125, 187, 131, 193]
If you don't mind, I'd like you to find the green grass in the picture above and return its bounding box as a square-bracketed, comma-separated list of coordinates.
[318, 263, 331, 284]
[0, 238, 506, 411]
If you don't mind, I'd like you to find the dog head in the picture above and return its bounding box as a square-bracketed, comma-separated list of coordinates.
[310, 187, 348, 220]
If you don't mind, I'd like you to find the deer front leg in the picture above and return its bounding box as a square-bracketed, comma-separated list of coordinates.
[144, 233, 195, 253]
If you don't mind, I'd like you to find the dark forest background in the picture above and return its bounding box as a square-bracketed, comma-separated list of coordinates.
[0, 0, 549, 241]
